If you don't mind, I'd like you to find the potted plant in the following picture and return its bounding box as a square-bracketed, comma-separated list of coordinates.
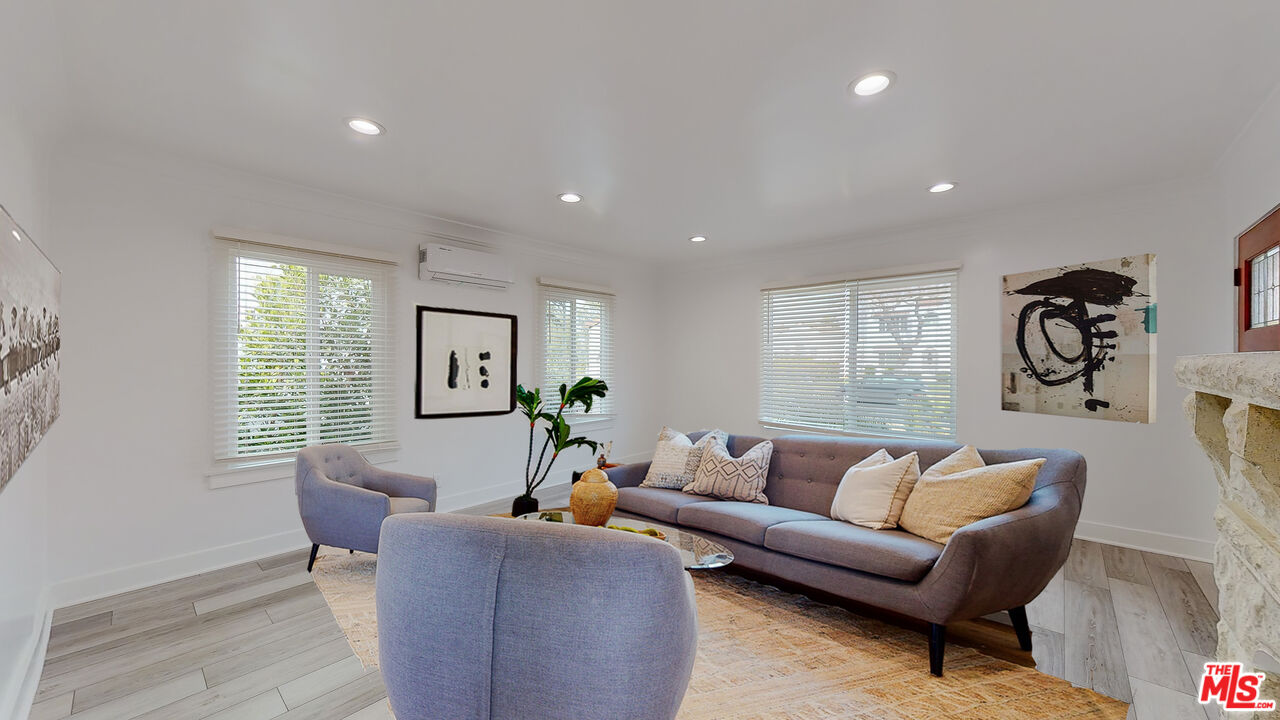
[513, 376, 608, 517]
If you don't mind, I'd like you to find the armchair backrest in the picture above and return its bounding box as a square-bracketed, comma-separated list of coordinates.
[377, 513, 698, 720]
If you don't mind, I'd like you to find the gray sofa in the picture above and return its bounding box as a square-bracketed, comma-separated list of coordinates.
[377, 513, 698, 720]
[606, 432, 1086, 676]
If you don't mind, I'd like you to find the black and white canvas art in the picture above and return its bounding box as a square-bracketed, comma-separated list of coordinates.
[1001, 254, 1156, 423]
[415, 306, 516, 418]
[0, 205, 61, 493]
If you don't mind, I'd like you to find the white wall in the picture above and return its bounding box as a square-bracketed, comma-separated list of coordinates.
[44, 140, 662, 603]
[655, 179, 1229, 559]
[0, 0, 65, 715]
[1217, 83, 1280, 245]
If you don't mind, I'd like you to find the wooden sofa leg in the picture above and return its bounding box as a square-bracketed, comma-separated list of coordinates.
[307, 544, 320, 572]
[1008, 606, 1033, 651]
[929, 623, 946, 677]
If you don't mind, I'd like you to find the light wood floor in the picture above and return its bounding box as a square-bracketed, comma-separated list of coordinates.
[1019, 538, 1220, 720]
[31, 496, 1217, 720]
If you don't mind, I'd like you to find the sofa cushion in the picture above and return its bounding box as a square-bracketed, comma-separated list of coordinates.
[899, 455, 1046, 544]
[642, 427, 728, 490]
[389, 497, 432, 515]
[763, 520, 944, 582]
[676, 502, 827, 545]
[829, 451, 920, 530]
[683, 440, 773, 504]
[615, 486, 714, 524]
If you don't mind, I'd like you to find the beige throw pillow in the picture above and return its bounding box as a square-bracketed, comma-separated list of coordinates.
[898, 445, 1046, 544]
[641, 427, 728, 490]
[921, 444, 984, 479]
[829, 450, 921, 530]
[683, 440, 773, 504]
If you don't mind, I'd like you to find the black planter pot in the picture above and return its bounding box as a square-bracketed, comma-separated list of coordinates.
[511, 494, 539, 517]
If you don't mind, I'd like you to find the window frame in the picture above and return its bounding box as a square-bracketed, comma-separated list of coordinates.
[208, 231, 398, 487]
[537, 277, 616, 427]
[759, 264, 960, 441]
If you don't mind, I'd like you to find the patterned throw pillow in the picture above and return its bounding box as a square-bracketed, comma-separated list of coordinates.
[829, 450, 921, 530]
[641, 427, 728, 490]
[898, 445, 1046, 544]
[683, 440, 773, 504]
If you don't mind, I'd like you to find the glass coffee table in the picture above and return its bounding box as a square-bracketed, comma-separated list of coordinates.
[516, 511, 734, 570]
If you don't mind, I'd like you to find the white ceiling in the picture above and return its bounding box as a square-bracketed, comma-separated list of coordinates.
[51, 0, 1280, 260]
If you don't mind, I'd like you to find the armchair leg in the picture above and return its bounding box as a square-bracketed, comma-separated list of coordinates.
[929, 623, 946, 677]
[307, 544, 319, 572]
[1008, 606, 1034, 651]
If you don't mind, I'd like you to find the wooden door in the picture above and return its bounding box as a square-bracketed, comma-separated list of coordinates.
[1238, 205, 1280, 351]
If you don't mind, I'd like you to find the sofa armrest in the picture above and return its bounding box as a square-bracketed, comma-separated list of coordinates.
[365, 468, 438, 509]
[605, 462, 651, 489]
[915, 487, 1078, 623]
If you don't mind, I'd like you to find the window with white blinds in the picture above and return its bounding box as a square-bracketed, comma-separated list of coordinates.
[540, 280, 615, 417]
[213, 239, 396, 464]
[760, 270, 957, 440]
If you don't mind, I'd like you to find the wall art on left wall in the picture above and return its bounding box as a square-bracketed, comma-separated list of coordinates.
[0, 205, 60, 493]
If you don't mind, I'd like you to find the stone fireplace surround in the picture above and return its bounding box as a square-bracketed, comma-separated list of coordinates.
[1176, 352, 1280, 717]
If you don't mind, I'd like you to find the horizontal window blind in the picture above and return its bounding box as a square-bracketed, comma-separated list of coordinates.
[760, 271, 957, 440]
[540, 282, 614, 416]
[213, 240, 396, 463]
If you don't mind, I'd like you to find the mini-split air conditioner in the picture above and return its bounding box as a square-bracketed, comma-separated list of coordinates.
[418, 242, 513, 290]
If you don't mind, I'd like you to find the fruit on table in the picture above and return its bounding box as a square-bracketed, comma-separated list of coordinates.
[606, 525, 665, 539]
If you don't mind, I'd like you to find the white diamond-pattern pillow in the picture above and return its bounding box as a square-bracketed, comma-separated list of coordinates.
[683, 440, 773, 504]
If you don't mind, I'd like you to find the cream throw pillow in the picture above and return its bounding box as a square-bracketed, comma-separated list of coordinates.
[641, 427, 728, 490]
[829, 450, 921, 530]
[683, 440, 773, 504]
[898, 445, 1046, 544]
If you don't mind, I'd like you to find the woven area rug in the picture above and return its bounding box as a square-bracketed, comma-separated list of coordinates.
[312, 550, 1128, 720]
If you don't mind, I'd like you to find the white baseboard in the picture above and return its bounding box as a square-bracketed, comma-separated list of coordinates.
[1075, 520, 1214, 563]
[50, 528, 310, 610]
[2, 597, 51, 720]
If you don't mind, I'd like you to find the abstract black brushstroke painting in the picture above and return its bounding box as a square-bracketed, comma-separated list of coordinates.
[0, 204, 61, 494]
[415, 306, 516, 418]
[1001, 255, 1156, 423]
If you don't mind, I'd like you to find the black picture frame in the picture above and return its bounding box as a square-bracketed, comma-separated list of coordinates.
[414, 305, 517, 419]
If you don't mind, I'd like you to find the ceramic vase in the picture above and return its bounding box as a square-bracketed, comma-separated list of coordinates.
[570, 468, 618, 526]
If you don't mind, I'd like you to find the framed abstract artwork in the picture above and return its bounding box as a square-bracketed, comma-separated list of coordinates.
[0, 204, 61, 494]
[415, 306, 517, 418]
[1001, 254, 1156, 423]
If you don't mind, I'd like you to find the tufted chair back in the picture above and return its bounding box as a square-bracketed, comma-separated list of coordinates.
[297, 444, 372, 489]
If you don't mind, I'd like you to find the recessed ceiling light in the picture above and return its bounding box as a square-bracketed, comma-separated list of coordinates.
[928, 182, 956, 193]
[849, 71, 896, 97]
[689, 235, 707, 243]
[346, 118, 385, 136]
[10, 230, 20, 242]
[558, 192, 582, 203]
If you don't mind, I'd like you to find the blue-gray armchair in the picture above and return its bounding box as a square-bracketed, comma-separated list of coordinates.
[295, 444, 437, 571]
[377, 513, 699, 720]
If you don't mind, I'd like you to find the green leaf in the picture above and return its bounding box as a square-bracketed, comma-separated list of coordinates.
[516, 384, 544, 420]
[562, 376, 609, 413]
[561, 436, 600, 455]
